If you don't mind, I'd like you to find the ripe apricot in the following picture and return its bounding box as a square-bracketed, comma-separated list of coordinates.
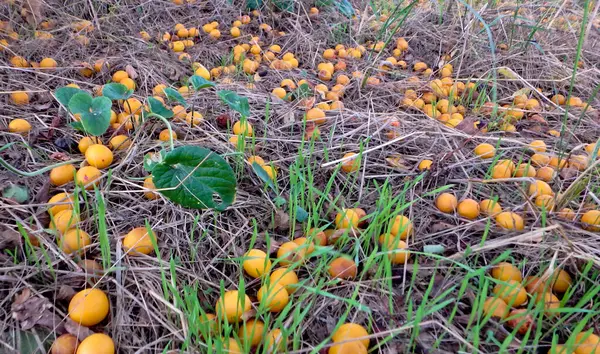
[514, 163, 536, 178]
[480, 199, 502, 216]
[238, 319, 265, 347]
[524, 275, 548, 294]
[159, 129, 177, 142]
[495, 212, 524, 230]
[491, 262, 522, 282]
[536, 166, 556, 182]
[492, 160, 515, 179]
[558, 208, 576, 220]
[75, 333, 114, 354]
[270, 267, 299, 294]
[265, 328, 287, 352]
[550, 269, 572, 293]
[123, 98, 143, 114]
[335, 209, 360, 229]
[482, 297, 509, 319]
[48, 193, 75, 217]
[257, 283, 289, 312]
[85, 144, 114, 169]
[328, 256, 357, 280]
[51, 210, 79, 234]
[378, 235, 410, 264]
[186, 111, 203, 126]
[493, 280, 527, 306]
[242, 249, 271, 278]
[293, 237, 315, 255]
[329, 342, 367, 354]
[332, 323, 370, 348]
[341, 153, 360, 173]
[549, 155, 568, 169]
[76, 166, 101, 189]
[474, 143, 496, 159]
[50, 164, 76, 186]
[457, 199, 480, 220]
[276, 241, 305, 265]
[306, 228, 328, 247]
[535, 195, 555, 211]
[68, 288, 109, 326]
[233, 121, 253, 136]
[535, 291, 560, 317]
[573, 331, 600, 354]
[143, 176, 158, 200]
[215, 290, 251, 323]
[418, 159, 433, 170]
[123, 227, 156, 256]
[61, 228, 91, 254]
[435, 193, 457, 213]
[528, 180, 553, 197]
[8, 118, 31, 134]
[389, 215, 412, 239]
[306, 107, 326, 125]
[78, 137, 103, 154]
[51, 334, 79, 354]
[529, 140, 547, 153]
[531, 153, 550, 167]
[272, 87, 287, 99]
[112, 70, 128, 83]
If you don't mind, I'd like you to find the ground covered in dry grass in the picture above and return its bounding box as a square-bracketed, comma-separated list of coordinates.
[1, 0, 600, 353]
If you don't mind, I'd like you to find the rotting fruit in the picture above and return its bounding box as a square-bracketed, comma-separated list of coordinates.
[123, 227, 156, 256]
[215, 290, 251, 323]
[328, 256, 357, 280]
[51, 334, 79, 354]
[68, 288, 110, 326]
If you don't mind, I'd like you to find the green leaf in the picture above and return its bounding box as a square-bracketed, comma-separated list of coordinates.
[334, 0, 354, 17]
[69, 121, 85, 132]
[152, 146, 236, 210]
[148, 97, 174, 119]
[55, 87, 84, 107]
[2, 184, 29, 203]
[246, 0, 264, 10]
[252, 162, 276, 190]
[68, 93, 112, 136]
[188, 75, 216, 90]
[294, 83, 312, 100]
[295, 206, 309, 222]
[102, 83, 133, 100]
[218, 90, 250, 117]
[273, 196, 287, 208]
[163, 87, 188, 106]
[273, 0, 294, 11]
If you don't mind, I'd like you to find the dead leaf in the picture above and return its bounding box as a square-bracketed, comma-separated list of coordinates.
[559, 167, 579, 180]
[33, 102, 53, 111]
[64, 319, 94, 341]
[282, 110, 295, 125]
[34, 179, 50, 204]
[49, 152, 71, 161]
[56, 285, 76, 301]
[13, 288, 31, 306]
[253, 73, 262, 82]
[12, 291, 65, 333]
[272, 210, 290, 230]
[0, 225, 21, 250]
[454, 117, 479, 135]
[385, 154, 410, 170]
[125, 65, 138, 79]
[327, 228, 361, 244]
[24, 0, 43, 26]
[430, 221, 454, 233]
[528, 114, 547, 124]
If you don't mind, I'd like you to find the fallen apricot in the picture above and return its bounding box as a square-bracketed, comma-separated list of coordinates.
[238, 319, 265, 347]
[85, 144, 114, 169]
[435, 193, 457, 213]
[328, 256, 357, 280]
[528, 180, 553, 197]
[550, 269, 572, 293]
[341, 153, 360, 173]
[335, 209, 360, 229]
[75, 333, 114, 354]
[495, 212, 524, 230]
[581, 210, 600, 231]
[48, 193, 75, 217]
[265, 328, 287, 352]
[60, 228, 91, 254]
[332, 323, 370, 348]
[50, 164, 76, 186]
[482, 297, 509, 319]
[123, 227, 156, 256]
[68, 288, 109, 326]
[474, 143, 496, 159]
[51, 334, 79, 354]
[108, 135, 131, 150]
[491, 262, 522, 282]
[389, 215, 412, 239]
[506, 309, 533, 334]
[216, 290, 251, 323]
[270, 267, 299, 294]
[493, 280, 527, 306]
[457, 199, 480, 220]
[257, 283, 289, 312]
[242, 249, 271, 278]
[328, 342, 367, 354]
[51, 210, 80, 234]
[8, 118, 31, 134]
[480, 199, 502, 216]
[76, 166, 101, 190]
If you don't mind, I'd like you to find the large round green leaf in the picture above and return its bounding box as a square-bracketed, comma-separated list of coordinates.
[67, 93, 112, 136]
[152, 146, 236, 211]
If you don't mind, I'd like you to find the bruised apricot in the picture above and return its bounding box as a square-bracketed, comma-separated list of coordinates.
[215, 290, 251, 323]
[495, 212, 524, 230]
[76, 166, 101, 190]
[332, 323, 370, 348]
[257, 283, 289, 312]
[506, 309, 533, 334]
[85, 144, 114, 169]
[493, 280, 527, 306]
[491, 262, 522, 282]
[242, 249, 271, 278]
[328, 256, 357, 280]
[123, 227, 156, 256]
[50, 164, 76, 186]
[60, 228, 91, 254]
[68, 288, 109, 326]
[51, 334, 79, 354]
[482, 297, 509, 319]
[435, 193, 457, 213]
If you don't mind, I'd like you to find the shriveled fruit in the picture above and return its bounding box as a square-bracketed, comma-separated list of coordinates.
[389, 215, 412, 239]
[328, 256, 357, 280]
[76, 166, 101, 190]
[257, 283, 289, 312]
[495, 212, 524, 230]
[482, 297, 509, 319]
[491, 262, 522, 282]
[457, 199, 480, 220]
[68, 288, 109, 326]
[436, 193, 457, 213]
[51, 334, 79, 354]
[474, 143, 495, 159]
[341, 153, 360, 173]
[238, 319, 265, 347]
[493, 280, 527, 306]
[123, 227, 156, 256]
[332, 323, 370, 348]
[108, 135, 131, 150]
[60, 228, 91, 254]
[550, 269, 572, 293]
[270, 267, 299, 294]
[51, 210, 80, 234]
[242, 249, 271, 278]
[335, 208, 360, 229]
[8, 118, 31, 134]
[75, 333, 114, 354]
[506, 309, 533, 334]
[50, 164, 76, 186]
[215, 290, 251, 323]
[581, 210, 600, 231]
[48, 193, 75, 216]
[85, 144, 114, 169]
[480, 199, 502, 216]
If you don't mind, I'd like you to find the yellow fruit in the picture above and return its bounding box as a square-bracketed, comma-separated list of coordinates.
[390, 215, 412, 240]
[242, 249, 271, 278]
[78, 137, 103, 154]
[495, 212, 524, 230]
[238, 319, 265, 347]
[60, 228, 91, 254]
[272, 87, 287, 99]
[233, 121, 253, 136]
[123, 98, 143, 115]
[108, 135, 131, 150]
[418, 159, 433, 170]
[68, 288, 109, 326]
[480, 199, 502, 216]
[482, 297, 509, 319]
[10, 91, 30, 105]
[194, 64, 210, 80]
[93, 59, 108, 73]
[230, 26, 241, 37]
[529, 140, 547, 152]
[328, 256, 357, 279]
[514, 163, 536, 178]
[186, 111, 203, 126]
[491, 262, 522, 282]
[209, 29, 221, 39]
[493, 280, 527, 306]
[528, 180, 553, 197]
[215, 290, 251, 323]
[40, 57, 57, 69]
[75, 333, 114, 354]
[112, 70, 129, 83]
[492, 160, 515, 179]
[549, 155, 568, 169]
[535, 195, 555, 211]
[51, 334, 79, 354]
[261, 165, 277, 180]
[159, 129, 177, 141]
[536, 166, 555, 182]
[457, 199, 480, 220]
[306, 107, 326, 125]
[435, 193, 457, 213]
[85, 144, 114, 169]
[573, 331, 600, 354]
[328, 342, 367, 354]
[341, 152, 360, 173]
[10, 56, 29, 67]
[123, 227, 156, 256]
[257, 283, 289, 312]
[76, 166, 101, 190]
[50, 164, 76, 186]
[48, 193, 75, 217]
[581, 210, 600, 231]
[531, 153, 551, 167]
[142, 176, 158, 200]
[8, 118, 31, 134]
[550, 269, 572, 293]
[265, 329, 287, 352]
[378, 234, 410, 264]
[120, 77, 136, 91]
[171, 41, 185, 52]
[551, 94, 566, 105]
[270, 267, 299, 294]
[332, 323, 369, 348]
[335, 209, 360, 229]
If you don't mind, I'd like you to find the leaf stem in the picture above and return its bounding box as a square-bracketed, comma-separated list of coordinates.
[0, 157, 79, 177]
[146, 112, 175, 151]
